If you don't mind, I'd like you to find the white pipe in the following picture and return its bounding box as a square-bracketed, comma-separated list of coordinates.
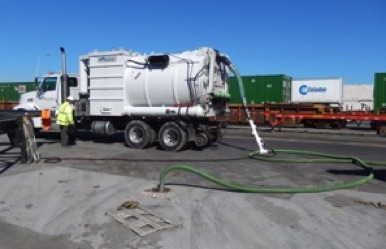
[123, 106, 205, 117]
[248, 119, 269, 154]
[208, 50, 216, 88]
[229, 63, 269, 154]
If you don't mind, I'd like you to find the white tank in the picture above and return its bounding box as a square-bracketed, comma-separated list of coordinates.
[79, 47, 230, 118]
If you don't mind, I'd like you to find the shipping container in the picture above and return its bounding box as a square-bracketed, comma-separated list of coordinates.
[228, 74, 292, 104]
[0, 82, 35, 109]
[343, 84, 373, 111]
[0, 82, 35, 102]
[291, 77, 343, 105]
[374, 73, 386, 112]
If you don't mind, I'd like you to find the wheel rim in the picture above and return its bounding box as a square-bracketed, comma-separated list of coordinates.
[195, 133, 208, 147]
[196, 136, 205, 146]
[129, 127, 143, 143]
[163, 128, 179, 147]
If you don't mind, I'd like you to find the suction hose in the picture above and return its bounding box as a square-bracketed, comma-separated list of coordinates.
[228, 64, 269, 154]
[157, 61, 386, 193]
[158, 150, 386, 193]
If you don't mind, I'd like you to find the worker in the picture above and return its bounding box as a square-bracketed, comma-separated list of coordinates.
[56, 96, 76, 147]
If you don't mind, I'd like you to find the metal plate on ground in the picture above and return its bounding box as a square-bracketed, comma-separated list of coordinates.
[109, 207, 177, 237]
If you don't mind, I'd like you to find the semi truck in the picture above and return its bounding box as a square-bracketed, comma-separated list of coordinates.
[15, 72, 80, 128]
[14, 47, 231, 151]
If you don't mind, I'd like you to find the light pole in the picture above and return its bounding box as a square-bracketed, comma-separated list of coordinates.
[46, 53, 50, 73]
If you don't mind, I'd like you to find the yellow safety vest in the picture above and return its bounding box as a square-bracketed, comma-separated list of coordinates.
[56, 102, 74, 126]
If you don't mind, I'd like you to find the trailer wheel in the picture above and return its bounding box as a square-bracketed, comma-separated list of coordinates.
[158, 122, 187, 151]
[330, 120, 346, 130]
[302, 120, 315, 128]
[124, 120, 152, 149]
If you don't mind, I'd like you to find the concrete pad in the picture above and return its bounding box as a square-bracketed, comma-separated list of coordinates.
[1, 129, 386, 249]
[0, 165, 385, 249]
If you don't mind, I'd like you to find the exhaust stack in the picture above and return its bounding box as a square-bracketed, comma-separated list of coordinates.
[60, 47, 68, 103]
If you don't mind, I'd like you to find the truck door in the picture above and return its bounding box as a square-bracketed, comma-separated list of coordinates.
[36, 76, 59, 111]
[68, 77, 80, 100]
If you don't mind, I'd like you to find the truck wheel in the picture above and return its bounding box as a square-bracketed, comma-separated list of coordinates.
[158, 122, 187, 151]
[148, 127, 157, 147]
[194, 133, 209, 149]
[124, 120, 152, 149]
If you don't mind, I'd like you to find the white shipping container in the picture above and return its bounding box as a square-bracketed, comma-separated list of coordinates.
[343, 84, 373, 111]
[291, 78, 343, 105]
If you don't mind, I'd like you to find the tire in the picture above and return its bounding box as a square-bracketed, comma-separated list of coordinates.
[148, 127, 157, 147]
[330, 120, 346, 130]
[315, 121, 328, 129]
[124, 120, 152, 149]
[194, 133, 209, 149]
[158, 121, 187, 151]
[302, 121, 314, 128]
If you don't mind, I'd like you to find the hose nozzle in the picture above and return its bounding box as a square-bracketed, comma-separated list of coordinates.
[248, 120, 269, 154]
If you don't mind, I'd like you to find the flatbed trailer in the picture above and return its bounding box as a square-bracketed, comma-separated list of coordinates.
[227, 103, 343, 127]
[226, 104, 386, 137]
[268, 111, 386, 136]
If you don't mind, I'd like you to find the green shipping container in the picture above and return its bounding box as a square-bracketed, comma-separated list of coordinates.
[373, 73, 386, 112]
[228, 74, 292, 104]
[0, 82, 35, 102]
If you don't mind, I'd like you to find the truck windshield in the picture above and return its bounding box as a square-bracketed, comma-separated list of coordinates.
[41, 77, 57, 92]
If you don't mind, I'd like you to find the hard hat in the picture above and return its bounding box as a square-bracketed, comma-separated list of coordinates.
[66, 96, 74, 101]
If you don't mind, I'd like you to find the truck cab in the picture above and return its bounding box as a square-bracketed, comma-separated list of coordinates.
[13, 73, 79, 129]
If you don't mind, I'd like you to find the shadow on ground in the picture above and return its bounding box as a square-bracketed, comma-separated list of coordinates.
[0, 144, 22, 174]
[327, 168, 386, 183]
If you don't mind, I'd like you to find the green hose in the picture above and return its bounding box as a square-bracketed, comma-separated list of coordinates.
[157, 61, 385, 194]
[158, 150, 386, 194]
[157, 65, 386, 193]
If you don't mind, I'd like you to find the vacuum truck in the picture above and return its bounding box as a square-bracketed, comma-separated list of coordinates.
[15, 47, 231, 151]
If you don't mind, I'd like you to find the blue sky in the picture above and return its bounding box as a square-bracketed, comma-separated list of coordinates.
[0, 0, 385, 84]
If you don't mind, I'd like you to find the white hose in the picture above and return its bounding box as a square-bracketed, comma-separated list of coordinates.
[229, 64, 269, 154]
